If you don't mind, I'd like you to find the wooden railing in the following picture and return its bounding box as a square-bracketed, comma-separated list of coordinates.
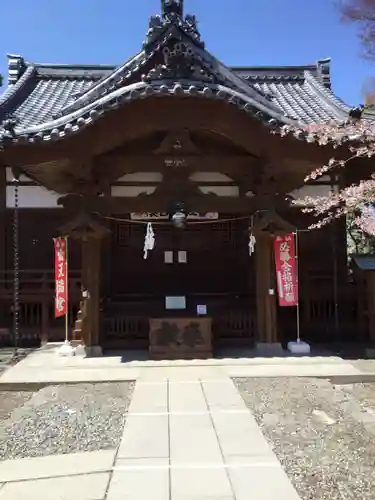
[298, 282, 361, 343]
[0, 269, 82, 347]
[101, 297, 257, 350]
[0, 272, 364, 348]
[0, 270, 82, 298]
[212, 309, 256, 347]
[102, 315, 150, 349]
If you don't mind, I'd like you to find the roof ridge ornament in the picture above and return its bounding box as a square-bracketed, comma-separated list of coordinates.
[7, 54, 26, 85]
[162, 0, 183, 18]
[144, 1, 204, 51]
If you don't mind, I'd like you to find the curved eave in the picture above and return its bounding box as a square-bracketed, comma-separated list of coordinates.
[59, 51, 145, 117]
[0, 81, 302, 146]
[305, 71, 375, 122]
[0, 65, 36, 115]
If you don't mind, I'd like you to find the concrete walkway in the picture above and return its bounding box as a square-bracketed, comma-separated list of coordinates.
[0, 367, 302, 499]
[0, 343, 367, 387]
[108, 370, 302, 499]
[1, 346, 374, 498]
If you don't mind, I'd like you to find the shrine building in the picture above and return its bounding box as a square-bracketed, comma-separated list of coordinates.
[0, 0, 372, 357]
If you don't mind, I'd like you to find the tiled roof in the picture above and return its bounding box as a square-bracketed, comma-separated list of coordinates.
[0, 4, 363, 145]
[352, 255, 375, 271]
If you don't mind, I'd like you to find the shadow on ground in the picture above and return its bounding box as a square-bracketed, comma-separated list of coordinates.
[100, 343, 375, 363]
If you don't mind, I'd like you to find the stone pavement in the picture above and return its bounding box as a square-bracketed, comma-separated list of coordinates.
[0, 367, 302, 499]
[0, 450, 114, 500]
[108, 370, 302, 500]
[0, 343, 368, 387]
[1, 345, 374, 498]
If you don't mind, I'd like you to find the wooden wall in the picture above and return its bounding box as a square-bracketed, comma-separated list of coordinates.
[4, 209, 81, 271]
[108, 215, 253, 297]
[0, 204, 360, 347]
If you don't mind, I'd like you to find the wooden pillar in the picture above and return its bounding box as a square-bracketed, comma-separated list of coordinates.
[40, 301, 49, 345]
[81, 237, 102, 351]
[367, 273, 375, 345]
[0, 167, 6, 326]
[255, 233, 278, 343]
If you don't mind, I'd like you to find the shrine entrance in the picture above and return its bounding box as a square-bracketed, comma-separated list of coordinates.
[102, 214, 257, 350]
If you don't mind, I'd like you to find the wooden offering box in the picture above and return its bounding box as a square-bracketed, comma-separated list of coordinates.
[149, 317, 212, 360]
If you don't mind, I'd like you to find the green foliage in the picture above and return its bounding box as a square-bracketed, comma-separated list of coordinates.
[347, 214, 375, 255]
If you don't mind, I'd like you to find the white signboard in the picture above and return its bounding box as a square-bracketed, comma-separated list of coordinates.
[178, 251, 187, 263]
[197, 304, 207, 316]
[164, 251, 173, 264]
[131, 212, 219, 221]
[165, 296, 187, 310]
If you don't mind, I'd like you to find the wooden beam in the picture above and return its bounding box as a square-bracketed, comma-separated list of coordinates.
[59, 193, 292, 214]
[94, 154, 255, 181]
[112, 181, 239, 187]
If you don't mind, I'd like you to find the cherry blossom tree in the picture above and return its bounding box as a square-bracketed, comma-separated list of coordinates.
[282, 1, 375, 243]
[340, 0, 375, 60]
[280, 110, 375, 240]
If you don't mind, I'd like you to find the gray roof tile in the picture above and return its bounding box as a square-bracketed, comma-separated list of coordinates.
[0, 59, 349, 131]
[0, 5, 361, 145]
[352, 255, 375, 271]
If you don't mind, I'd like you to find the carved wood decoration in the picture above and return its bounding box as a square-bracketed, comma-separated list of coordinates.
[59, 192, 295, 215]
[56, 129, 301, 216]
[59, 212, 110, 241]
[152, 130, 203, 198]
[253, 211, 296, 237]
[94, 153, 255, 184]
[153, 129, 200, 156]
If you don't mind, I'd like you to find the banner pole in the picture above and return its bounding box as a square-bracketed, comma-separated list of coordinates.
[295, 230, 301, 343]
[65, 236, 69, 344]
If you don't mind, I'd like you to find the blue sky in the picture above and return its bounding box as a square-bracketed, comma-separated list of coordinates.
[0, 0, 373, 105]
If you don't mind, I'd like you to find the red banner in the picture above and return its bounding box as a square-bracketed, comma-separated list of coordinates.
[54, 237, 68, 318]
[274, 233, 298, 307]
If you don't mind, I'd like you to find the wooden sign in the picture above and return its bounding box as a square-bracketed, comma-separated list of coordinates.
[131, 212, 218, 220]
[149, 317, 212, 360]
[53, 237, 68, 318]
[274, 233, 298, 307]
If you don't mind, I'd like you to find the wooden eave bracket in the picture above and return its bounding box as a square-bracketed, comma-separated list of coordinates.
[253, 210, 296, 236]
[59, 212, 110, 240]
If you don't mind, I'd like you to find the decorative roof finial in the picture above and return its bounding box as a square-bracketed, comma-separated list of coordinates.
[161, 0, 183, 18]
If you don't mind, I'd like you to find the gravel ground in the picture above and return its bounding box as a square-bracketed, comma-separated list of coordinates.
[0, 382, 134, 461]
[234, 377, 375, 500]
[0, 391, 35, 426]
[338, 382, 375, 404]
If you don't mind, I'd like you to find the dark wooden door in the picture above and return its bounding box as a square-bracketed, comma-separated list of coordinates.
[109, 216, 252, 298]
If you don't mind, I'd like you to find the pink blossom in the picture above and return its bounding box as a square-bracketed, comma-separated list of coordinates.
[281, 118, 375, 235]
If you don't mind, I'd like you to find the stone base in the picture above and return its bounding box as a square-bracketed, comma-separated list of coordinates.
[287, 340, 311, 355]
[74, 345, 103, 358]
[365, 348, 375, 359]
[255, 342, 284, 357]
[58, 341, 75, 357]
